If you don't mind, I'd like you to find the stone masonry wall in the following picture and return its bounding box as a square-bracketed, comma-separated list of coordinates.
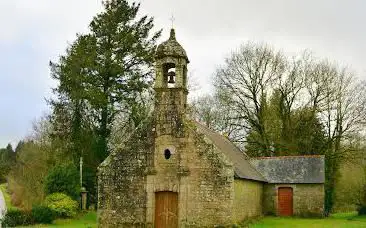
[184, 127, 234, 227]
[233, 179, 263, 222]
[97, 120, 154, 228]
[146, 121, 235, 227]
[263, 183, 324, 217]
[263, 184, 276, 215]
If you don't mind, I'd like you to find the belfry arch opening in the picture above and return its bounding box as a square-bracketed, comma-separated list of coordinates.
[163, 63, 176, 88]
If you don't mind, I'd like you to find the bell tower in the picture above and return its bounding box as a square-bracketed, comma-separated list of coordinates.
[150, 28, 191, 227]
[154, 29, 189, 137]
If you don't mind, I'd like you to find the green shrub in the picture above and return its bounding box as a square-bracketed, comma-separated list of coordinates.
[357, 204, 366, 215]
[1, 208, 34, 227]
[31, 205, 55, 224]
[44, 163, 80, 199]
[45, 193, 79, 218]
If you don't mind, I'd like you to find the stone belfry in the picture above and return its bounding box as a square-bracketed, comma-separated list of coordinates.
[153, 28, 189, 137]
[149, 28, 191, 228]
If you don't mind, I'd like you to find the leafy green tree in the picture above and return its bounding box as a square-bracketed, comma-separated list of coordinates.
[244, 91, 327, 157]
[8, 141, 51, 209]
[292, 109, 327, 155]
[15, 141, 25, 153]
[0, 143, 16, 182]
[49, 0, 161, 206]
[50, 0, 161, 163]
[44, 163, 80, 200]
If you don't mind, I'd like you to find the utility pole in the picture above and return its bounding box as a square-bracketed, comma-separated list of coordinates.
[80, 156, 83, 188]
[79, 156, 88, 210]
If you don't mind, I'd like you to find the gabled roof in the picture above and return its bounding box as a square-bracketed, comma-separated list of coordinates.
[194, 122, 266, 182]
[251, 156, 325, 184]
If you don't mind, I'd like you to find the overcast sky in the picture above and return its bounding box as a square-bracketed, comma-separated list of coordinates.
[1, 0, 365, 147]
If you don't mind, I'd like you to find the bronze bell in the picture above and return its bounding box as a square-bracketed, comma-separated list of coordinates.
[167, 71, 176, 83]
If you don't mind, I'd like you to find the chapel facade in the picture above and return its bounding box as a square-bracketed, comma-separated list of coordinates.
[97, 29, 325, 228]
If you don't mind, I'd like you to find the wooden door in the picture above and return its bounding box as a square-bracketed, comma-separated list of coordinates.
[278, 187, 293, 216]
[155, 191, 178, 228]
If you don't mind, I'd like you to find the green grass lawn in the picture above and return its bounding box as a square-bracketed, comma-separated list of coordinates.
[23, 211, 97, 228]
[11, 211, 366, 228]
[0, 183, 15, 210]
[250, 212, 366, 228]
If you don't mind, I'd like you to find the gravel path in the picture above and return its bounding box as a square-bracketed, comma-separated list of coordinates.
[0, 188, 6, 227]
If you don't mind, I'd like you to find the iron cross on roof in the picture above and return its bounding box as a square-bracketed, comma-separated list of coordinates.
[170, 14, 175, 28]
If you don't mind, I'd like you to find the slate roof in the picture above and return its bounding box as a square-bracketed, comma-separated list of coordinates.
[194, 122, 266, 182]
[251, 156, 325, 184]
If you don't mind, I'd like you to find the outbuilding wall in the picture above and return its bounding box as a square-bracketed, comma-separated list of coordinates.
[263, 183, 324, 217]
[233, 179, 263, 222]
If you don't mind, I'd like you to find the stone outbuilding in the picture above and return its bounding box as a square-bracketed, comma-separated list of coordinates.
[97, 29, 325, 228]
[251, 156, 325, 217]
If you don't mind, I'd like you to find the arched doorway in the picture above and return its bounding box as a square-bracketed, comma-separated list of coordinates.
[154, 191, 178, 228]
[278, 187, 293, 216]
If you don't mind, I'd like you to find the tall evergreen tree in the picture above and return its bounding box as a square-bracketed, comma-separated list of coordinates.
[49, 0, 161, 204]
[50, 0, 161, 163]
[0, 143, 16, 182]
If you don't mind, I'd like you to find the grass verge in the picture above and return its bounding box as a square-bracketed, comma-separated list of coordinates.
[249, 212, 366, 228]
[23, 211, 97, 228]
[0, 183, 15, 210]
[13, 211, 366, 228]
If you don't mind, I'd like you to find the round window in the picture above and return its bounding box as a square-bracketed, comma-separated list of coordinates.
[164, 149, 171, 159]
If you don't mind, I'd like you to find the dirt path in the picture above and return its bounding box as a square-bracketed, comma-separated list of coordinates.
[0, 189, 6, 227]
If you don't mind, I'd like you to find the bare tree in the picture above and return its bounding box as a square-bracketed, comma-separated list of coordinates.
[214, 42, 286, 155]
[273, 52, 311, 152]
[190, 94, 244, 141]
[313, 65, 366, 216]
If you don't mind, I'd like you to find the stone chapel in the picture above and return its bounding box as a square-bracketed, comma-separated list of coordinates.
[97, 29, 325, 228]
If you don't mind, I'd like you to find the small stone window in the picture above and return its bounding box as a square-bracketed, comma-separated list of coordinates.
[164, 149, 171, 159]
